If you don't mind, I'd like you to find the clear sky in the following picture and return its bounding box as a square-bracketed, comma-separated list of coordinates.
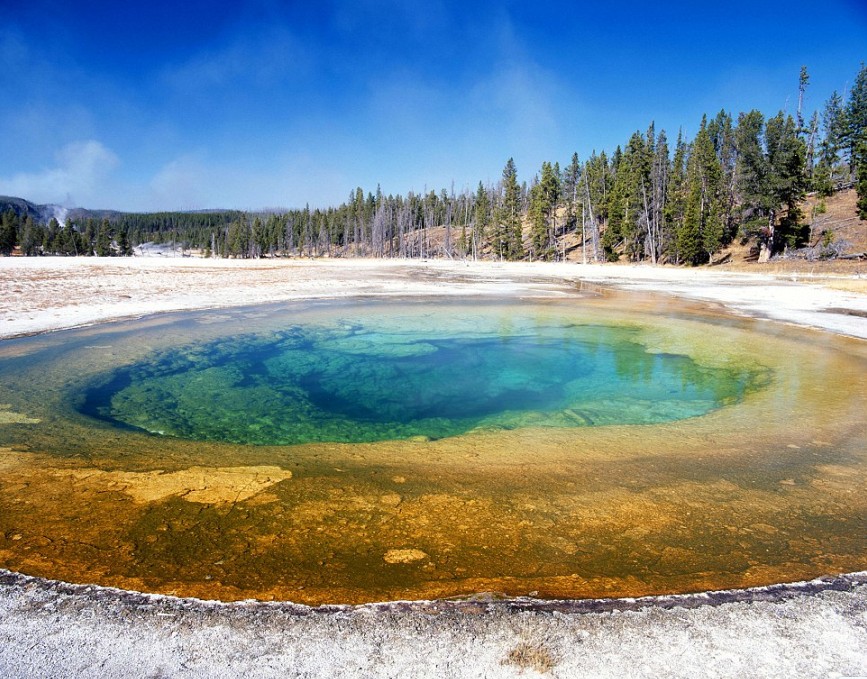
[1, 0, 866, 212]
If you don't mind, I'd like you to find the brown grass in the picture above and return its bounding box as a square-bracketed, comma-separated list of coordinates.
[805, 188, 867, 253]
[503, 642, 558, 674]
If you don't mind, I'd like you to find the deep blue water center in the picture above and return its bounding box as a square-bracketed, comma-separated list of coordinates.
[80, 311, 763, 445]
[301, 335, 580, 421]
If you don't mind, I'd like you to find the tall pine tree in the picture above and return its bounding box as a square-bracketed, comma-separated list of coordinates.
[734, 110, 772, 245]
[679, 116, 724, 265]
[765, 112, 808, 251]
[857, 130, 867, 219]
[471, 182, 490, 259]
[815, 91, 845, 195]
[529, 161, 560, 260]
[497, 158, 524, 260]
[665, 130, 688, 263]
[605, 132, 651, 261]
[846, 64, 867, 215]
[646, 128, 670, 263]
[0, 211, 17, 255]
[562, 152, 581, 236]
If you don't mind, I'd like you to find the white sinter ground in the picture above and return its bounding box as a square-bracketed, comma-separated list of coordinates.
[2, 257, 867, 341]
[1, 256, 866, 678]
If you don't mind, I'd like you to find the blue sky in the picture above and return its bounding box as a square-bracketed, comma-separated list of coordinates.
[1, 0, 865, 211]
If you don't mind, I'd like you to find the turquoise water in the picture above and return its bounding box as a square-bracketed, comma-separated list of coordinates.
[79, 309, 765, 445]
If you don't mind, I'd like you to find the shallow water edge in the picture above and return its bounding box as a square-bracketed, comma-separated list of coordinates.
[3, 566, 867, 616]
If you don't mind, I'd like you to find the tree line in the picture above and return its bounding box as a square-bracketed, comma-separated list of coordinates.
[2, 64, 865, 263]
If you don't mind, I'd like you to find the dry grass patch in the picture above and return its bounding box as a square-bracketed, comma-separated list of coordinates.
[503, 641, 558, 674]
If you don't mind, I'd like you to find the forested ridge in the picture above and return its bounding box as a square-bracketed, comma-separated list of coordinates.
[2, 64, 866, 264]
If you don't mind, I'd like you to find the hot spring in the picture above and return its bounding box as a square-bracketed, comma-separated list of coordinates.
[0, 292, 865, 604]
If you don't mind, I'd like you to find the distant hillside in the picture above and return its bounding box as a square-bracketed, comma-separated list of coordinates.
[0, 196, 65, 225]
[0, 196, 268, 226]
[0, 196, 125, 225]
[67, 207, 125, 222]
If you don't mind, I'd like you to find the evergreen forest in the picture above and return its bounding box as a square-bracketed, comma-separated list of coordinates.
[2, 64, 866, 265]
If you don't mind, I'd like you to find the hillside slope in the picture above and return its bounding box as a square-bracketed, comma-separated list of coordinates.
[0, 196, 64, 225]
[712, 188, 866, 272]
[0, 196, 123, 225]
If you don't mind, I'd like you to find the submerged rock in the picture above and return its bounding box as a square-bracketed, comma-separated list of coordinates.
[383, 548, 428, 564]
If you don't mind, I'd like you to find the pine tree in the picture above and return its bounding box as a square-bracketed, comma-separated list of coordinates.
[95, 219, 113, 257]
[227, 216, 249, 258]
[846, 64, 867, 214]
[20, 215, 42, 256]
[814, 91, 845, 195]
[562, 152, 581, 236]
[529, 177, 545, 260]
[734, 110, 772, 242]
[680, 116, 724, 264]
[473, 182, 490, 260]
[83, 220, 97, 253]
[0, 210, 17, 255]
[582, 151, 609, 262]
[42, 218, 58, 254]
[117, 228, 133, 256]
[498, 158, 523, 260]
[665, 130, 688, 262]
[806, 110, 820, 187]
[58, 220, 76, 255]
[529, 161, 560, 260]
[856, 130, 867, 219]
[708, 110, 737, 242]
[250, 216, 266, 257]
[601, 146, 624, 261]
[797, 66, 809, 135]
[766, 112, 808, 250]
[605, 132, 652, 261]
[647, 128, 670, 263]
[844, 65, 867, 168]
